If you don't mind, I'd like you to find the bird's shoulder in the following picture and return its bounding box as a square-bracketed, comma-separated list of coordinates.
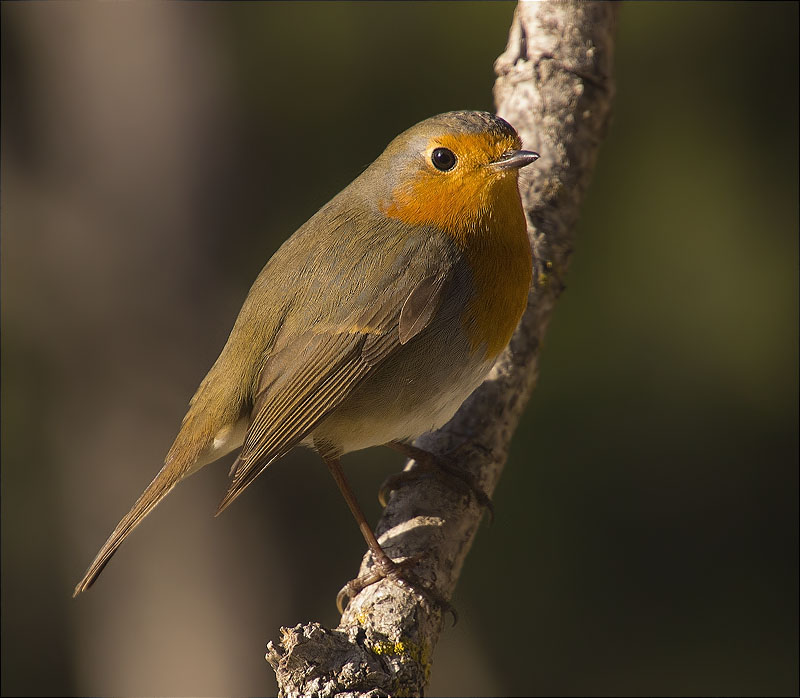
[255, 194, 463, 335]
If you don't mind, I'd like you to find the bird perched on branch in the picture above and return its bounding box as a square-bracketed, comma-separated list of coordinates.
[74, 110, 538, 608]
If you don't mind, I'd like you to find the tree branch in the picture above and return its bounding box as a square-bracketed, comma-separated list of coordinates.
[266, 2, 618, 695]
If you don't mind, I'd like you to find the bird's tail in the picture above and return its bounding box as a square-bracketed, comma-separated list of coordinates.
[72, 459, 185, 597]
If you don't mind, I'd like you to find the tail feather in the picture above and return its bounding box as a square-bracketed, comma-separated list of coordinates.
[72, 460, 185, 597]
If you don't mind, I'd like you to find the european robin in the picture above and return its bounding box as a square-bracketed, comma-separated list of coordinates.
[73, 111, 538, 606]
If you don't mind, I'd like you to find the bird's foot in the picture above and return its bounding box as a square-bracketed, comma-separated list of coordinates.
[380, 441, 494, 523]
[336, 553, 457, 625]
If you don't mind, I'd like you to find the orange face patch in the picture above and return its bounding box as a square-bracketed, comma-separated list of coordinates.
[381, 131, 522, 245]
[382, 130, 532, 360]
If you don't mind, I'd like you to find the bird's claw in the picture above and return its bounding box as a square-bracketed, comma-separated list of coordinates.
[379, 445, 495, 524]
[336, 553, 457, 626]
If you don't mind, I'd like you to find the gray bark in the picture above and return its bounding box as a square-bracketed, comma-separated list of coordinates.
[267, 2, 618, 695]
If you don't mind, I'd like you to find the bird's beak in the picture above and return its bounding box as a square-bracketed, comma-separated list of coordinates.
[490, 149, 540, 170]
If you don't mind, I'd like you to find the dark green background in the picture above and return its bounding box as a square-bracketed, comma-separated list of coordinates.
[2, 2, 797, 696]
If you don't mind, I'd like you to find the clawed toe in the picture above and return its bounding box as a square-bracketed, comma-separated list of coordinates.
[383, 441, 494, 523]
[336, 554, 457, 625]
[378, 470, 429, 507]
[337, 569, 383, 614]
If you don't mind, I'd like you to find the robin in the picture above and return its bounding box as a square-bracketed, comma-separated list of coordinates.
[73, 110, 538, 608]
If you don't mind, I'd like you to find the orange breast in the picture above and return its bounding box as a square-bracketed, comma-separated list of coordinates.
[382, 136, 531, 359]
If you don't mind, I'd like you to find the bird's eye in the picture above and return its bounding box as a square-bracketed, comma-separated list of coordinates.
[431, 147, 457, 172]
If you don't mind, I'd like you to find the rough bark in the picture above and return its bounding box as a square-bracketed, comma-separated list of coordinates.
[266, 2, 618, 695]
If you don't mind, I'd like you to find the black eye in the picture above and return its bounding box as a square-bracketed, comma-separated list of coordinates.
[431, 147, 457, 171]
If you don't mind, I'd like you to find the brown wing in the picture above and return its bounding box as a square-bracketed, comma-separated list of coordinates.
[214, 273, 448, 514]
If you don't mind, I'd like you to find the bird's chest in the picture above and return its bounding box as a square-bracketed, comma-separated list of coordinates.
[459, 235, 532, 360]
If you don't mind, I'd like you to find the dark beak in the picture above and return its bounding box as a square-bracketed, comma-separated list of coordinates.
[491, 149, 540, 170]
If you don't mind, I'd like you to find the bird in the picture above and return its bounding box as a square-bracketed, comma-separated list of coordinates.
[73, 110, 538, 606]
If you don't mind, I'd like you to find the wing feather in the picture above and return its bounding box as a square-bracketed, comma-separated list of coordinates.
[216, 339, 371, 514]
[214, 276, 444, 514]
[211, 209, 462, 516]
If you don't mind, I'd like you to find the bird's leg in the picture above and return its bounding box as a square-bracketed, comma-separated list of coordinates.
[321, 454, 454, 621]
[380, 440, 494, 522]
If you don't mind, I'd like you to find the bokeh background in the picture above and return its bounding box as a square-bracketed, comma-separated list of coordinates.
[2, 2, 797, 696]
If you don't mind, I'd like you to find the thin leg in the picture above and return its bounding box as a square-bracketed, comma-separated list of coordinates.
[322, 454, 394, 570]
[321, 453, 456, 622]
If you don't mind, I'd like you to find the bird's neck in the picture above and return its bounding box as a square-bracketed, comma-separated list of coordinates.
[383, 174, 532, 360]
[456, 179, 532, 360]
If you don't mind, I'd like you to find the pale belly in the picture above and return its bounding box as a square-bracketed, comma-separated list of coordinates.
[307, 301, 498, 456]
[309, 353, 495, 455]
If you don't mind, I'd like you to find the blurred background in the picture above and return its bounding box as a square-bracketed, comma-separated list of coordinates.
[2, 2, 797, 696]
